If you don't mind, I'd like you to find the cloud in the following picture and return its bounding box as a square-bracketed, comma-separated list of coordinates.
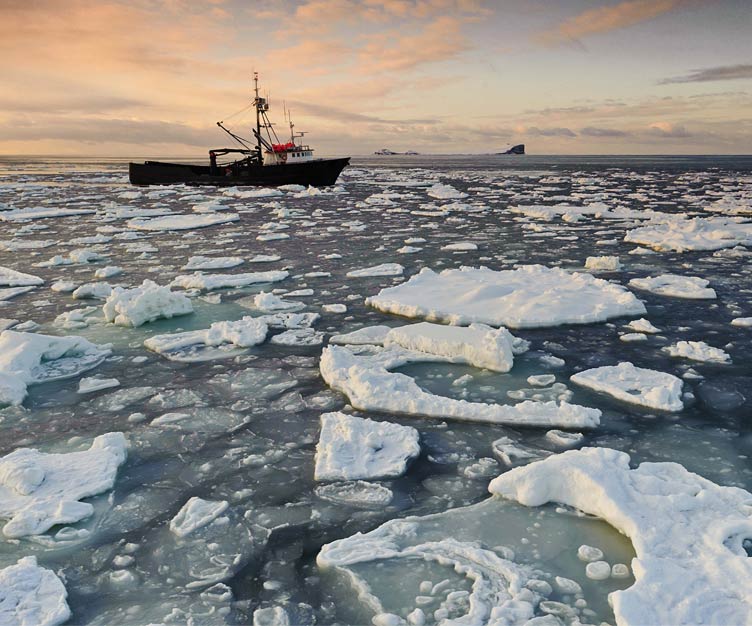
[536, 0, 683, 47]
[525, 126, 577, 138]
[647, 121, 692, 138]
[660, 64, 752, 84]
[580, 126, 629, 137]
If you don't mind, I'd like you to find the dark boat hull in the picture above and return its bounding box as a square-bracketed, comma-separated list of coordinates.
[129, 157, 350, 187]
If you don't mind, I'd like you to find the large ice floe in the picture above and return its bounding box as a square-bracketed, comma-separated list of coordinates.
[0, 556, 70, 626]
[0, 432, 127, 537]
[490, 447, 752, 626]
[366, 265, 645, 328]
[628, 274, 716, 299]
[144, 317, 268, 361]
[570, 362, 684, 411]
[0, 330, 111, 405]
[320, 325, 600, 428]
[624, 216, 752, 252]
[171, 270, 288, 291]
[103, 280, 193, 327]
[664, 340, 732, 364]
[127, 213, 239, 231]
[314, 411, 420, 481]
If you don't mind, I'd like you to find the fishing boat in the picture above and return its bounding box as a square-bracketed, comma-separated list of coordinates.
[129, 73, 350, 187]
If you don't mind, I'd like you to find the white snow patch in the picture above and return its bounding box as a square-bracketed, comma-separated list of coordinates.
[171, 270, 288, 291]
[183, 256, 245, 270]
[585, 256, 621, 271]
[624, 216, 752, 252]
[0, 556, 70, 626]
[629, 274, 716, 299]
[169, 497, 229, 538]
[347, 263, 404, 278]
[664, 340, 731, 364]
[128, 213, 239, 231]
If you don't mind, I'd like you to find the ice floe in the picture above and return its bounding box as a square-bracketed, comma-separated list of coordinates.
[664, 340, 732, 364]
[182, 256, 245, 270]
[103, 280, 193, 327]
[171, 270, 288, 291]
[0, 330, 111, 405]
[490, 447, 752, 626]
[128, 213, 240, 231]
[144, 317, 268, 361]
[314, 412, 420, 481]
[624, 216, 752, 252]
[170, 497, 229, 538]
[571, 362, 684, 411]
[0, 266, 43, 286]
[628, 274, 716, 299]
[320, 345, 600, 428]
[0, 556, 70, 626]
[367, 265, 646, 328]
[0, 432, 127, 537]
[347, 263, 404, 278]
[585, 255, 621, 271]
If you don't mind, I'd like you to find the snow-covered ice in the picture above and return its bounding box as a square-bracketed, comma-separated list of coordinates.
[367, 265, 646, 328]
[170, 497, 230, 538]
[347, 263, 404, 278]
[624, 216, 752, 252]
[0, 266, 44, 286]
[0, 556, 70, 626]
[171, 270, 288, 290]
[315, 412, 420, 481]
[490, 447, 752, 626]
[103, 280, 193, 327]
[570, 362, 684, 411]
[628, 274, 716, 299]
[128, 213, 240, 231]
[664, 340, 732, 364]
[0, 432, 127, 537]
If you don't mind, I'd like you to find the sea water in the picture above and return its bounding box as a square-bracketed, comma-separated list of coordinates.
[0, 154, 751, 624]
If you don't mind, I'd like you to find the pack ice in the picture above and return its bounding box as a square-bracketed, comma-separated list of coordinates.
[103, 280, 193, 327]
[366, 265, 646, 328]
[0, 330, 111, 405]
[314, 412, 420, 481]
[490, 447, 752, 626]
[0, 556, 70, 626]
[0, 432, 127, 537]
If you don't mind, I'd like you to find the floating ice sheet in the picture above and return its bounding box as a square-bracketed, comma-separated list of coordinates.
[171, 270, 288, 291]
[571, 362, 684, 411]
[0, 432, 127, 537]
[367, 265, 646, 328]
[128, 213, 240, 231]
[103, 280, 193, 327]
[314, 412, 420, 481]
[624, 216, 752, 252]
[628, 274, 716, 299]
[490, 447, 752, 626]
[0, 265, 44, 286]
[0, 556, 70, 626]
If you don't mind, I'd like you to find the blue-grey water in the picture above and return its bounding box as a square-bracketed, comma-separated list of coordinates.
[0, 154, 751, 625]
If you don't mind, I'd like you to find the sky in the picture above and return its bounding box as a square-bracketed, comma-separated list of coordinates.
[1, 0, 751, 156]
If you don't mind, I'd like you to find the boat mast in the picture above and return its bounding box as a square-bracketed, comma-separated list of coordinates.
[253, 71, 263, 163]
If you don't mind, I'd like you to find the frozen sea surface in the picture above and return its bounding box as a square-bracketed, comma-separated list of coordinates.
[0, 155, 751, 625]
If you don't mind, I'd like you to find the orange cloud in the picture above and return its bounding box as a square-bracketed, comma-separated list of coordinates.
[536, 0, 684, 46]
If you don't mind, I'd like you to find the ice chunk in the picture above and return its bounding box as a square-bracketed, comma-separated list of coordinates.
[183, 256, 244, 270]
[0, 330, 110, 405]
[145, 317, 268, 361]
[315, 481, 394, 508]
[629, 274, 716, 299]
[0, 433, 127, 537]
[0, 556, 70, 626]
[170, 497, 229, 538]
[103, 280, 193, 327]
[731, 317, 752, 328]
[384, 322, 517, 373]
[442, 242, 477, 251]
[320, 345, 600, 428]
[585, 256, 621, 271]
[577, 545, 604, 562]
[490, 447, 752, 626]
[625, 216, 752, 252]
[171, 270, 288, 291]
[72, 282, 113, 300]
[269, 328, 324, 346]
[322, 303, 347, 313]
[625, 318, 660, 334]
[586, 561, 611, 580]
[545, 430, 584, 448]
[366, 265, 646, 329]
[347, 263, 404, 278]
[94, 265, 123, 279]
[570, 362, 684, 411]
[664, 341, 731, 364]
[78, 377, 120, 394]
[426, 183, 467, 199]
[314, 412, 420, 481]
[128, 213, 239, 231]
[0, 266, 44, 287]
[253, 291, 304, 312]
[492, 437, 550, 467]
